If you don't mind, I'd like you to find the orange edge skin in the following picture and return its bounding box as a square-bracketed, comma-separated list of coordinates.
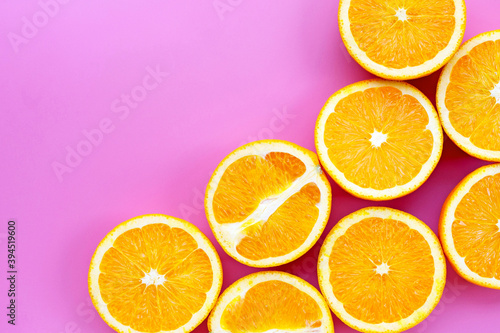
[88, 216, 136, 333]
[204, 139, 332, 268]
[318, 207, 447, 333]
[338, 0, 467, 80]
[436, 30, 500, 163]
[88, 214, 223, 333]
[314, 79, 444, 201]
[439, 164, 500, 290]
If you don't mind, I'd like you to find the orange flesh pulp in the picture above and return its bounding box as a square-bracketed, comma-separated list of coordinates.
[348, 0, 456, 69]
[329, 217, 434, 324]
[452, 173, 500, 278]
[220, 280, 323, 333]
[445, 40, 500, 150]
[98, 224, 213, 332]
[325, 86, 433, 190]
[213, 152, 321, 260]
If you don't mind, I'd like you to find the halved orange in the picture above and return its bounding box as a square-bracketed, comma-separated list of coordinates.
[339, 0, 466, 80]
[318, 207, 446, 333]
[437, 30, 500, 162]
[440, 163, 500, 289]
[208, 271, 334, 333]
[88, 215, 223, 333]
[205, 140, 332, 267]
[315, 79, 443, 201]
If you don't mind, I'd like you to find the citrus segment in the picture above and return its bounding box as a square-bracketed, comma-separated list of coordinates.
[339, 0, 466, 79]
[213, 152, 306, 224]
[315, 80, 443, 200]
[437, 30, 500, 161]
[208, 271, 334, 333]
[440, 163, 500, 289]
[235, 182, 321, 261]
[89, 215, 223, 333]
[205, 140, 331, 267]
[318, 207, 446, 332]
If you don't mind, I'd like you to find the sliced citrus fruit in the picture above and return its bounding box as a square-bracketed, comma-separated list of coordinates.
[315, 79, 443, 201]
[338, 0, 466, 80]
[440, 163, 500, 289]
[437, 30, 500, 162]
[205, 140, 331, 267]
[318, 207, 446, 332]
[208, 271, 334, 333]
[88, 214, 223, 333]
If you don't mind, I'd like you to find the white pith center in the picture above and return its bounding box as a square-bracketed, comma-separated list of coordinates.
[369, 130, 388, 148]
[497, 219, 500, 232]
[491, 82, 500, 104]
[375, 262, 390, 275]
[141, 268, 166, 286]
[395, 8, 408, 21]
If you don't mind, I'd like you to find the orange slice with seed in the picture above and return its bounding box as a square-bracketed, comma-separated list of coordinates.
[208, 271, 334, 333]
[315, 79, 443, 200]
[437, 30, 500, 162]
[88, 214, 223, 333]
[440, 163, 500, 289]
[318, 207, 446, 332]
[205, 140, 332, 267]
[338, 0, 466, 80]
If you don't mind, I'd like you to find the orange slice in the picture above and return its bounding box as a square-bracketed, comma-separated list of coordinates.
[208, 271, 334, 333]
[437, 30, 500, 162]
[315, 79, 443, 201]
[88, 215, 223, 333]
[318, 207, 446, 332]
[205, 140, 332, 267]
[440, 163, 500, 289]
[338, 0, 466, 80]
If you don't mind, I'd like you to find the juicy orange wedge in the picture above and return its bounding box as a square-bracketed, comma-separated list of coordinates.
[88, 215, 223, 333]
[318, 207, 446, 332]
[437, 30, 500, 162]
[339, 0, 466, 79]
[440, 163, 500, 289]
[208, 271, 334, 333]
[205, 140, 332, 267]
[315, 79, 443, 200]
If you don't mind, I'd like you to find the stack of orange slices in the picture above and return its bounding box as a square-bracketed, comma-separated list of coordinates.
[86, 1, 500, 332]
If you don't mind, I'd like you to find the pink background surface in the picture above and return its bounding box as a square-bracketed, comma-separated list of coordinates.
[1, 0, 499, 332]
